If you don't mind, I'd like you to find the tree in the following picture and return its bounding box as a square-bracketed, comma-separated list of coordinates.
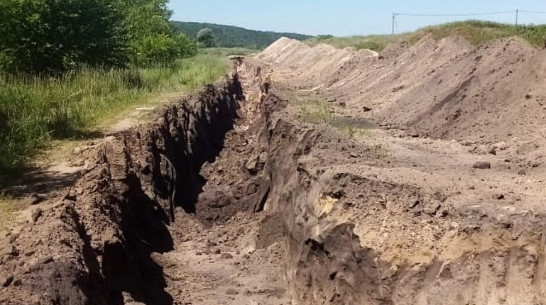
[118, 0, 199, 66]
[118, 0, 172, 65]
[0, 0, 200, 74]
[197, 28, 215, 48]
[0, 0, 127, 75]
[174, 34, 198, 58]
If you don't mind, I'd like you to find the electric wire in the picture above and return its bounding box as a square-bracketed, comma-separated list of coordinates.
[395, 10, 515, 17]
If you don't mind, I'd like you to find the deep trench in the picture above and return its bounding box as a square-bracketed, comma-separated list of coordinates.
[79, 74, 247, 305]
[8, 61, 545, 305]
[165, 80, 244, 216]
[130, 76, 245, 222]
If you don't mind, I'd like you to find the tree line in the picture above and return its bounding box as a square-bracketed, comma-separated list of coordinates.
[0, 0, 200, 75]
[171, 21, 313, 49]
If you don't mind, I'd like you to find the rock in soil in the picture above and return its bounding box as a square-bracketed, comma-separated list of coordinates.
[472, 161, 491, 169]
[220, 253, 233, 259]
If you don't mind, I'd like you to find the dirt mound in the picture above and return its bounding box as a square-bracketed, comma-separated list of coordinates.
[250, 60, 546, 305]
[260, 36, 545, 147]
[259, 38, 377, 88]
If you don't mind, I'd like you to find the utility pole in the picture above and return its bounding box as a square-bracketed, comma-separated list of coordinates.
[392, 12, 396, 35]
[515, 9, 519, 26]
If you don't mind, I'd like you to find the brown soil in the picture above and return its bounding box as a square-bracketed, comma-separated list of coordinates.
[1, 35, 546, 305]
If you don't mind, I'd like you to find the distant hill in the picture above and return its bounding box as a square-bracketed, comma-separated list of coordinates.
[171, 21, 313, 49]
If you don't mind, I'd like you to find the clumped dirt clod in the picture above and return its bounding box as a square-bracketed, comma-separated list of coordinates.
[2, 35, 546, 305]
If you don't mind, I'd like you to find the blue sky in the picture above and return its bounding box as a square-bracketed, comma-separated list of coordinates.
[168, 0, 546, 36]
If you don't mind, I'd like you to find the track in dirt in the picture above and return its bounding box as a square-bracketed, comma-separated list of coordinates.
[1, 35, 546, 305]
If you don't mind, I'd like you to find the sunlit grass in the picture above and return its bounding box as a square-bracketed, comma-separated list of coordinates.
[296, 99, 334, 125]
[0, 196, 15, 232]
[307, 34, 404, 52]
[200, 47, 259, 57]
[0, 54, 228, 175]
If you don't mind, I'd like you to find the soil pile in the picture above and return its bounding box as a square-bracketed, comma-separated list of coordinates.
[260, 36, 546, 148]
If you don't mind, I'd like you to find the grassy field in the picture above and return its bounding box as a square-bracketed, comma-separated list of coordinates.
[307, 21, 546, 52]
[0, 53, 229, 176]
[307, 34, 404, 52]
[200, 47, 260, 57]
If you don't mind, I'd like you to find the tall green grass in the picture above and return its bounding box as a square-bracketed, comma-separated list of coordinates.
[307, 21, 546, 52]
[0, 54, 228, 174]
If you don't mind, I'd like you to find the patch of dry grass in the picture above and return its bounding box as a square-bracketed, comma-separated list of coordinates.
[0, 196, 15, 232]
[306, 20, 546, 52]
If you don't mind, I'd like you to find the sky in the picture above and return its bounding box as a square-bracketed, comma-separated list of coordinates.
[168, 0, 546, 36]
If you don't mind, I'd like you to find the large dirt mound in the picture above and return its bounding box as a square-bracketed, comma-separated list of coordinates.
[260, 36, 546, 147]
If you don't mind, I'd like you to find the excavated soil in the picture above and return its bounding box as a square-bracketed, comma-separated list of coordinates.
[1, 36, 546, 305]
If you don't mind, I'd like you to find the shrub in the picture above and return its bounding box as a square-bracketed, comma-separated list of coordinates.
[197, 28, 216, 48]
[0, 0, 127, 75]
[175, 34, 199, 58]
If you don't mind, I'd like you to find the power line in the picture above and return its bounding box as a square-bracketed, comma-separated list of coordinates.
[394, 10, 515, 17]
[519, 10, 546, 15]
[391, 9, 546, 34]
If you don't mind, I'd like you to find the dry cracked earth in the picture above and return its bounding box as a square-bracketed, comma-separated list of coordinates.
[1, 36, 546, 305]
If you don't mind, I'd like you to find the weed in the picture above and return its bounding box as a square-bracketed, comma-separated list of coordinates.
[357, 128, 373, 138]
[297, 99, 334, 124]
[343, 125, 357, 139]
[376, 145, 390, 159]
[293, 98, 378, 140]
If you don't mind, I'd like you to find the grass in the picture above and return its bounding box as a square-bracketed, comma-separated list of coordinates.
[306, 20, 546, 52]
[376, 145, 390, 159]
[341, 124, 358, 139]
[293, 98, 375, 139]
[200, 47, 259, 57]
[293, 97, 392, 160]
[296, 99, 334, 124]
[0, 52, 229, 177]
[0, 196, 15, 232]
[307, 34, 404, 52]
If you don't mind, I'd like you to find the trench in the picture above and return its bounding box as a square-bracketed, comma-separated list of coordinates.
[2, 59, 546, 305]
[98, 74, 247, 304]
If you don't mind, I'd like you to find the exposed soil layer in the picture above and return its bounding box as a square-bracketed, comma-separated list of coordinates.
[2, 36, 546, 305]
[255, 37, 546, 305]
[0, 75, 247, 304]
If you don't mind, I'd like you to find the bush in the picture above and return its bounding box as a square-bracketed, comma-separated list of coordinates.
[0, 0, 127, 75]
[197, 28, 216, 48]
[317, 35, 334, 40]
[129, 34, 178, 66]
[175, 34, 199, 58]
[0, 0, 201, 74]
